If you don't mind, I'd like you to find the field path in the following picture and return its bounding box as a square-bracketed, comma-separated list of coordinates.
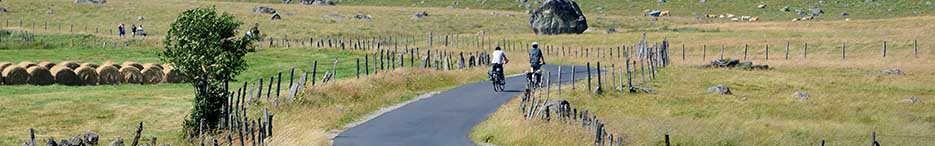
[332, 65, 593, 146]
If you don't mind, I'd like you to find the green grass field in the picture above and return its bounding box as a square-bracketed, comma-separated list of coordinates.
[1, 0, 934, 145]
[0, 32, 368, 144]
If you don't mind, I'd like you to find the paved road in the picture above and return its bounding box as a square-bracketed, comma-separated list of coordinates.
[333, 65, 594, 146]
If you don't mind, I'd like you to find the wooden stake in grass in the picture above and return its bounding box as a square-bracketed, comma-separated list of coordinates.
[765, 44, 770, 61]
[842, 42, 847, 60]
[743, 44, 748, 60]
[785, 41, 790, 60]
[804, 43, 808, 61]
[883, 41, 888, 58]
[702, 45, 707, 62]
[914, 40, 919, 57]
[719, 45, 724, 60]
[586, 62, 592, 92]
[571, 66, 577, 91]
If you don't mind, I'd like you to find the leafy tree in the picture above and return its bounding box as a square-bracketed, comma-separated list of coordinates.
[161, 6, 255, 135]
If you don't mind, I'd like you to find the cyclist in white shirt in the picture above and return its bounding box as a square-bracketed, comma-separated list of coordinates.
[490, 46, 509, 81]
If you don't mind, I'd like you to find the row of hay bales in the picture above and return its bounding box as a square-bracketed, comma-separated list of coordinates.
[0, 61, 184, 86]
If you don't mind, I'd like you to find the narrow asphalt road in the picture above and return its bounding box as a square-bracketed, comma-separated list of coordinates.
[333, 65, 594, 146]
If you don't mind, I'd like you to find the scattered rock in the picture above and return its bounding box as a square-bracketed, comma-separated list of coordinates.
[529, 0, 588, 35]
[412, 11, 429, 19]
[252, 6, 277, 14]
[646, 10, 662, 17]
[704, 59, 769, 70]
[707, 84, 732, 95]
[271, 13, 282, 20]
[75, 0, 106, 4]
[841, 12, 849, 17]
[757, 4, 767, 9]
[880, 69, 903, 75]
[898, 97, 922, 104]
[84, 132, 99, 145]
[67, 136, 83, 146]
[809, 7, 824, 16]
[353, 13, 372, 20]
[46, 138, 58, 146]
[301, 0, 336, 5]
[780, 6, 790, 12]
[792, 91, 810, 100]
[606, 28, 616, 34]
[0, 8, 8, 13]
[593, 86, 603, 94]
[137, 16, 145, 21]
[109, 137, 123, 146]
[625, 86, 656, 94]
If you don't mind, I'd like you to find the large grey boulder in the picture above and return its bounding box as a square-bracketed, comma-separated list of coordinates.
[529, 0, 588, 35]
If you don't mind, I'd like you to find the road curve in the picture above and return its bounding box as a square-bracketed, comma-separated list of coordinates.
[333, 65, 593, 146]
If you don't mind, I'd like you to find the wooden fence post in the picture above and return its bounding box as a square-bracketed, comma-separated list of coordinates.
[572, 66, 577, 91]
[765, 44, 770, 61]
[804, 43, 808, 60]
[365, 54, 370, 75]
[785, 41, 790, 60]
[719, 45, 724, 60]
[883, 41, 888, 58]
[842, 42, 847, 60]
[586, 62, 592, 92]
[664, 133, 671, 146]
[743, 44, 748, 60]
[914, 40, 918, 57]
[702, 45, 706, 61]
[312, 61, 318, 86]
[356, 58, 360, 79]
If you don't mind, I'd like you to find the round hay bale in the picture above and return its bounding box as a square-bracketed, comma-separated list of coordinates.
[141, 66, 164, 84]
[50, 66, 79, 85]
[142, 63, 163, 70]
[163, 65, 183, 83]
[121, 62, 143, 70]
[74, 66, 99, 86]
[96, 66, 120, 85]
[18, 61, 37, 68]
[102, 61, 122, 69]
[2, 66, 29, 85]
[79, 63, 100, 69]
[38, 62, 56, 69]
[59, 61, 81, 69]
[26, 66, 54, 85]
[0, 62, 12, 73]
[118, 66, 143, 84]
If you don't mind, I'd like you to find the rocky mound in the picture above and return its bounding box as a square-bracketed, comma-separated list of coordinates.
[529, 0, 588, 35]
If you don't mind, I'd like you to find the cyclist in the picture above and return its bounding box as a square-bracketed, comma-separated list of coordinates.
[490, 46, 509, 83]
[527, 42, 546, 83]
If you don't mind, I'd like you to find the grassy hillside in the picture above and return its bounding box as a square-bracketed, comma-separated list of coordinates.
[473, 64, 935, 145]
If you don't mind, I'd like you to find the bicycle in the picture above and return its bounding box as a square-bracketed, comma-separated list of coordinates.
[490, 67, 506, 92]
